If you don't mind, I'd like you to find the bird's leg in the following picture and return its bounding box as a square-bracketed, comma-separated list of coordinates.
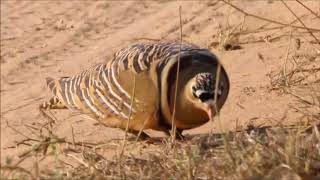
[175, 128, 185, 140]
[164, 128, 184, 140]
[127, 129, 150, 140]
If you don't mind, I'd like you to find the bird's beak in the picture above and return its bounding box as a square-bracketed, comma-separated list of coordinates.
[203, 100, 215, 122]
[206, 107, 214, 122]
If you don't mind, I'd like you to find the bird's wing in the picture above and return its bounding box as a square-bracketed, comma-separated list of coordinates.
[45, 42, 221, 127]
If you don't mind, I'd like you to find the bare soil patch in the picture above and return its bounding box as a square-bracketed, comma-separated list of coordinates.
[1, 1, 319, 179]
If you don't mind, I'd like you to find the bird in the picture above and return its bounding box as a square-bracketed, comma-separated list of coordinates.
[39, 41, 230, 139]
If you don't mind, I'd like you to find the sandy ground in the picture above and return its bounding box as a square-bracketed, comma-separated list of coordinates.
[1, 0, 319, 171]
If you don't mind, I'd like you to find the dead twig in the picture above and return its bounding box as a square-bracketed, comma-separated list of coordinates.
[283, 26, 293, 87]
[234, 13, 307, 37]
[5, 138, 40, 149]
[220, 0, 320, 32]
[5, 119, 38, 141]
[120, 74, 137, 158]
[2, 97, 44, 115]
[66, 154, 88, 168]
[118, 73, 137, 178]
[295, 0, 320, 20]
[170, 5, 183, 145]
[286, 90, 315, 106]
[281, 0, 320, 44]
[71, 125, 76, 148]
[132, 37, 161, 42]
[1, 165, 36, 180]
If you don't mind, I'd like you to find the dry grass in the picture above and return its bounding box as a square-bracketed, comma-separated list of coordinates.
[1, 1, 320, 180]
[1, 123, 319, 179]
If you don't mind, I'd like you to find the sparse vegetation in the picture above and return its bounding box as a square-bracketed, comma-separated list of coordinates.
[1, 1, 320, 179]
[1, 122, 319, 179]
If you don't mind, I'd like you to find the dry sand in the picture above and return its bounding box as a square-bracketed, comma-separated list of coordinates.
[1, 0, 319, 173]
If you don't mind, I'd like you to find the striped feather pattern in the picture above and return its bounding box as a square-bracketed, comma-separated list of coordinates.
[42, 42, 230, 133]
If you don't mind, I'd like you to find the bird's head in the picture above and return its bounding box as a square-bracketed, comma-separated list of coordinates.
[187, 72, 225, 122]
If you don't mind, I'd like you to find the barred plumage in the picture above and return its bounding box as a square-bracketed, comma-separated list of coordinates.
[40, 42, 230, 138]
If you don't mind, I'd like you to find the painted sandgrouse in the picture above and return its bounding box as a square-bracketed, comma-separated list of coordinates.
[40, 42, 230, 138]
